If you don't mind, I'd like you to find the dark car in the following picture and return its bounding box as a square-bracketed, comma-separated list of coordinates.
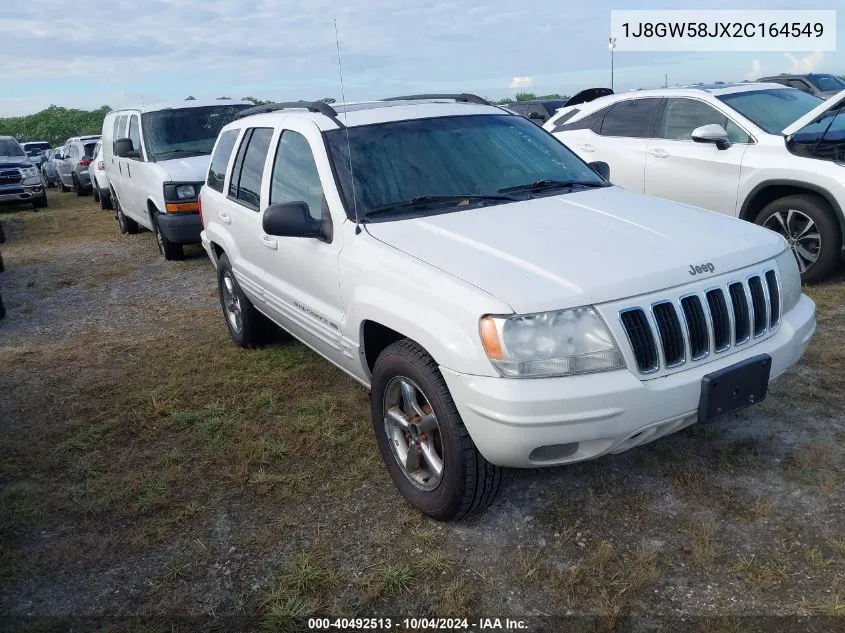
[506, 99, 570, 124]
[20, 141, 52, 169]
[0, 136, 48, 209]
[757, 73, 845, 99]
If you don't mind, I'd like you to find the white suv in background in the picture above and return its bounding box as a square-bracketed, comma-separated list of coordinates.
[199, 96, 815, 520]
[546, 83, 845, 283]
[101, 99, 251, 259]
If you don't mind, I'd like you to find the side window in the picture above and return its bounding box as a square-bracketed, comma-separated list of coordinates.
[658, 99, 750, 143]
[555, 105, 611, 132]
[550, 109, 580, 132]
[229, 127, 273, 209]
[69, 144, 78, 158]
[598, 99, 660, 138]
[128, 115, 142, 159]
[207, 129, 240, 194]
[270, 130, 326, 220]
[114, 115, 127, 140]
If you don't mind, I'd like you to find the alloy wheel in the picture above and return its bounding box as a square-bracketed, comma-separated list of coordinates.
[221, 271, 243, 333]
[763, 208, 820, 274]
[382, 376, 444, 491]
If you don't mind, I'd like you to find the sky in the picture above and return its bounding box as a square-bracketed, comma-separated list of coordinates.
[0, 0, 843, 117]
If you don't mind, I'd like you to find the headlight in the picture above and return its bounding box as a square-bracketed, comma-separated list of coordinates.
[21, 166, 39, 178]
[176, 184, 195, 200]
[775, 247, 802, 313]
[479, 307, 625, 378]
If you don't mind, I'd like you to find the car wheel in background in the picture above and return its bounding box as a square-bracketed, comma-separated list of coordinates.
[32, 191, 48, 209]
[114, 194, 139, 235]
[153, 213, 184, 261]
[100, 191, 113, 211]
[216, 253, 271, 347]
[92, 186, 100, 203]
[755, 194, 841, 284]
[370, 339, 502, 521]
[57, 177, 67, 193]
[73, 175, 86, 197]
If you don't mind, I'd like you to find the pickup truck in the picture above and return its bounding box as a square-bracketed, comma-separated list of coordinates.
[199, 96, 816, 520]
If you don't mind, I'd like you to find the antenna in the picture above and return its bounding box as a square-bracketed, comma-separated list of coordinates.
[334, 19, 361, 234]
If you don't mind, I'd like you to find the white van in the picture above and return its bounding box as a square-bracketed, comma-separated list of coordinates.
[102, 99, 252, 259]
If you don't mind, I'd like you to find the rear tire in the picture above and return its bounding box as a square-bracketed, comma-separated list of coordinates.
[153, 213, 184, 261]
[754, 194, 841, 284]
[57, 177, 67, 193]
[100, 190, 113, 211]
[371, 339, 502, 521]
[73, 175, 87, 197]
[217, 253, 271, 348]
[92, 186, 100, 203]
[114, 193, 139, 235]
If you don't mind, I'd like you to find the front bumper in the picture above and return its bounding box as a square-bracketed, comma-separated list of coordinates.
[441, 294, 817, 468]
[0, 182, 44, 204]
[158, 212, 202, 244]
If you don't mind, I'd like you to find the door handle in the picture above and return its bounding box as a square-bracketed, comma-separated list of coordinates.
[579, 143, 597, 153]
[261, 235, 278, 250]
[218, 212, 232, 225]
[649, 148, 669, 158]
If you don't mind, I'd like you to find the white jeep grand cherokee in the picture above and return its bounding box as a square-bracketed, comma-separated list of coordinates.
[199, 95, 816, 521]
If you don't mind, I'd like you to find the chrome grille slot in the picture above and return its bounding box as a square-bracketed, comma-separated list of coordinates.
[652, 302, 685, 367]
[765, 270, 780, 328]
[680, 296, 709, 360]
[620, 309, 658, 373]
[748, 276, 767, 336]
[619, 268, 780, 375]
[705, 289, 731, 352]
[728, 282, 751, 344]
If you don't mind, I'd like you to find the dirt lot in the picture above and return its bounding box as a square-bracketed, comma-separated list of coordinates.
[1, 190, 844, 632]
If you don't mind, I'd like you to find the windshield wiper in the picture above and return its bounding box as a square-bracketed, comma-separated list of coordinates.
[498, 179, 609, 194]
[365, 194, 517, 218]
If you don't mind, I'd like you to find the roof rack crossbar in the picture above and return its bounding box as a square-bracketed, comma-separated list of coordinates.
[236, 101, 345, 128]
[381, 93, 491, 106]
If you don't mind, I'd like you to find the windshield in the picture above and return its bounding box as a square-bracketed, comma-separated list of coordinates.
[0, 139, 25, 157]
[718, 88, 824, 134]
[325, 114, 604, 219]
[22, 142, 51, 152]
[142, 104, 251, 159]
[807, 74, 845, 92]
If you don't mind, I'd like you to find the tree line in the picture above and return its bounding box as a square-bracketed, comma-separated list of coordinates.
[0, 93, 566, 146]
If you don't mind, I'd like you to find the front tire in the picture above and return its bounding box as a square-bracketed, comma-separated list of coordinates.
[216, 253, 271, 348]
[371, 340, 502, 521]
[153, 213, 184, 261]
[755, 194, 841, 284]
[32, 191, 48, 209]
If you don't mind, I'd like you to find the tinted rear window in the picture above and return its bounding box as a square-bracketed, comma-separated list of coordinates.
[599, 99, 660, 138]
[83, 143, 97, 157]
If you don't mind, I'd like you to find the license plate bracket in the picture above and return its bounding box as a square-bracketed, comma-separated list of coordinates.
[699, 354, 772, 423]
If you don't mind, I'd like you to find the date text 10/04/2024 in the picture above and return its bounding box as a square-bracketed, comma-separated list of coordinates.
[307, 618, 529, 630]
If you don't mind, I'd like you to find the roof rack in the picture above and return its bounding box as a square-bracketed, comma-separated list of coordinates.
[236, 101, 345, 128]
[381, 93, 491, 106]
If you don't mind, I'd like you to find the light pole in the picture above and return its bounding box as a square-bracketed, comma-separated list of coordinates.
[608, 37, 616, 91]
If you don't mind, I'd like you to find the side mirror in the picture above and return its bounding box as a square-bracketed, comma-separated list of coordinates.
[262, 201, 332, 242]
[114, 138, 140, 159]
[588, 161, 611, 180]
[691, 124, 731, 150]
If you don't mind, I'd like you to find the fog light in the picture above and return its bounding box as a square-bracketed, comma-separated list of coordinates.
[529, 443, 579, 463]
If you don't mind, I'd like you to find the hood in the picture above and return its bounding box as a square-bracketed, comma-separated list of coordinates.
[365, 187, 785, 314]
[0, 155, 34, 168]
[157, 153, 211, 182]
[782, 88, 845, 136]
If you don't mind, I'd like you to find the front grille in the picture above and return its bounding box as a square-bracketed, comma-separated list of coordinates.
[620, 269, 780, 374]
[0, 169, 22, 185]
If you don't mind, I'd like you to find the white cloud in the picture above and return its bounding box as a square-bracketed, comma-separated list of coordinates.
[784, 51, 824, 74]
[510, 76, 534, 89]
[744, 58, 762, 81]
